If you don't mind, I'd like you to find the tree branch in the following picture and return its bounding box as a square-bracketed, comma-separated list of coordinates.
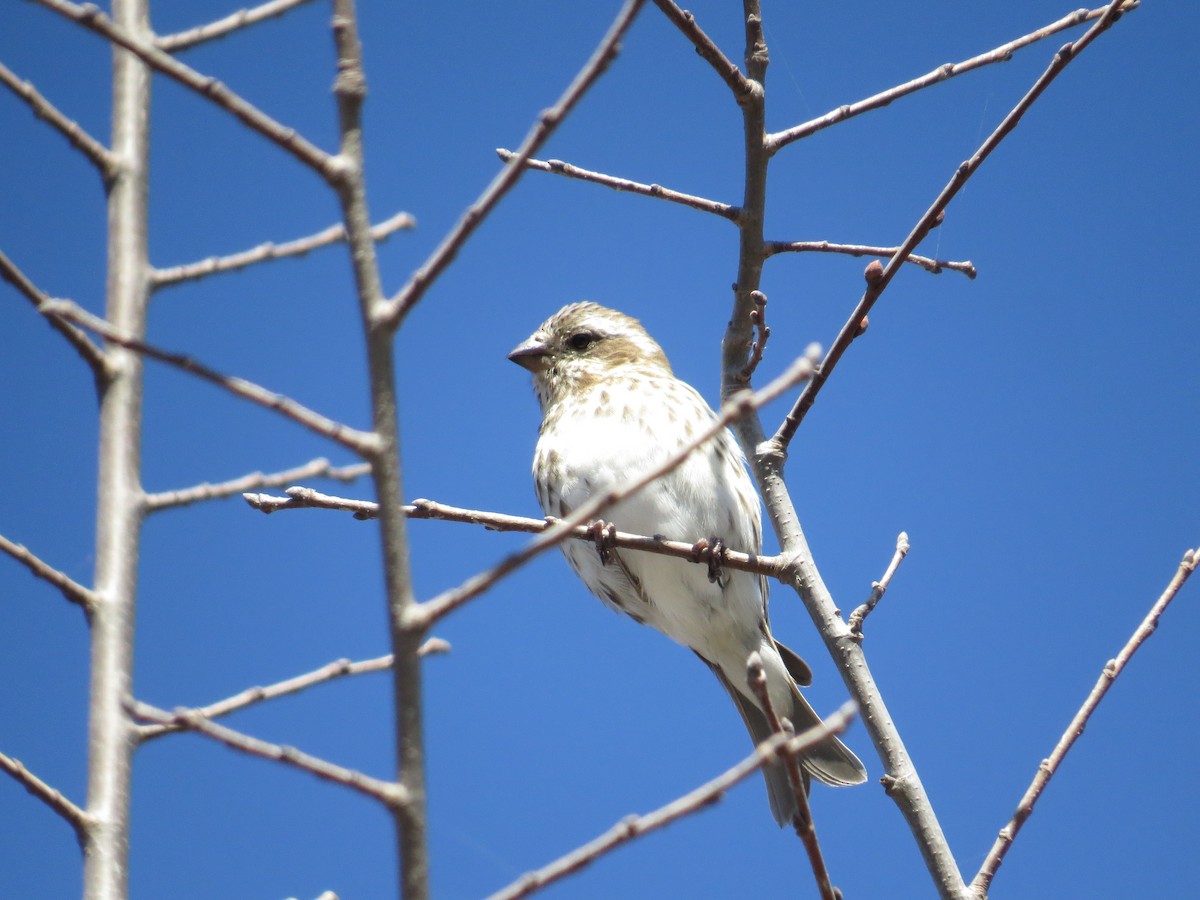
[137, 640, 449, 742]
[487, 702, 857, 900]
[747, 654, 836, 900]
[130, 700, 405, 807]
[494, 150, 739, 220]
[0, 534, 96, 612]
[0, 250, 108, 381]
[848, 531, 910, 636]
[156, 0, 320, 52]
[765, 240, 976, 278]
[772, 0, 1129, 453]
[0, 61, 116, 180]
[144, 459, 371, 513]
[767, 2, 1140, 154]
[39, 299, 380, 456]
[32, 0, 337, 177]
[244, 490, 802, 580]
[381, 0, 648, 331]
[150, 211, 414, 288]
[0, 750, 89, 841]
[648, 0, 753, 100]
[969, 546, 1198, 897]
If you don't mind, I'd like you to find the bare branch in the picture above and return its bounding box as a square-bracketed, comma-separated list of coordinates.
[849, 532, 911, 636]
[145, 459, 371, 513]
[495, 151, 739, 220]
[39, 299, 379, 456]
[772, 3, 1129, 453]
[150, 211, 415, 288]
[0, 750, 89, 840]
[746, 654, 836, 900]
[0, 250, 107, 379]
[649, 0, 753, 100]
[32, 0, 336, 177]
[487, 702, 857, 900]
[736, 290, 770, 383]
[768, 2, 1140, 153]
[970, 546, 1198, 897]
[382, 0, 648, 331]
[0, 61, 116, 179]
[138, 640, 449, 743]
[130, 700, 405, 806]
[156, 0, 320, 52]
[414, 352, 816, 628]
[765, 240, 976, 279]
[245, 490, 804, 581]
[0, 533, 96, 612]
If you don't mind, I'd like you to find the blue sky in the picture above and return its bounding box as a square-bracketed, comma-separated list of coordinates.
[2, 2, 1197, 898]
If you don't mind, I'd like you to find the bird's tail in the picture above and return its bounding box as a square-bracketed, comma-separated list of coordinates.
[708, 664, 867, 827]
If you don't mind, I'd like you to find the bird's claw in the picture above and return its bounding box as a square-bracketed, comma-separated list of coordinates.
[691, 536, 728, 583]
[588, 520, 618, 564]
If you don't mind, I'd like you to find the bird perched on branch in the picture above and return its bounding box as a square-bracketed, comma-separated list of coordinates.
[509, 302, 866, 826]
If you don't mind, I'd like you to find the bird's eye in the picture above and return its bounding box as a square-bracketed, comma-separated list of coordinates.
[566, 331, 599, 352]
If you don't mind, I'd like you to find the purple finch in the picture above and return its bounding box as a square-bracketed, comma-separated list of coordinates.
[509, 302, 866, 826]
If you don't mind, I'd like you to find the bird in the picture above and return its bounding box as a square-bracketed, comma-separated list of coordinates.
[508, 301, 866, 826]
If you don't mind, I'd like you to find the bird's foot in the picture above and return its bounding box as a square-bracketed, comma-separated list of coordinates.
[588, 520, 618, 564]
[690, 536, 728, 584]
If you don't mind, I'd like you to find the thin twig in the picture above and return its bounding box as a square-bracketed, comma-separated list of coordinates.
[382, 0, 647, 331]
[150, 211, 415, 288]
[156, 0, 320, 52]
[765, 240, 976, 278]
[39, 299, 379, 456]
[138, 640, 449, 742]
[649, 0, 753, 100]
[495, 151, 739, 220]
[737, 290, 770, 383]
[145, 459, 371, 513]
[767, 2, 1140, 153]
[487, 702, 857, 900]
[849, 532, 910, 636]
[969, 546, 1198, 897]
[747, 654, 836, 900]
[0, 250, 107, 379]
[32, 0, 336, 177]
[771, 2, 1129, 453]
[0, 61, 116, 179]
[245, 490, 800, 580]
[130, 700, 405, 806]
[0, 750, 90, 840]
[0, 533, 96, 612]
[414, 352, 816, 628]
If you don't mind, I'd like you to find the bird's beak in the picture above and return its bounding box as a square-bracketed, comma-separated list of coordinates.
[507, 337, 549, 372]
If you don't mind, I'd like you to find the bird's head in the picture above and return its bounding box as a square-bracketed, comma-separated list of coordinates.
[508, 302, 672, 409]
